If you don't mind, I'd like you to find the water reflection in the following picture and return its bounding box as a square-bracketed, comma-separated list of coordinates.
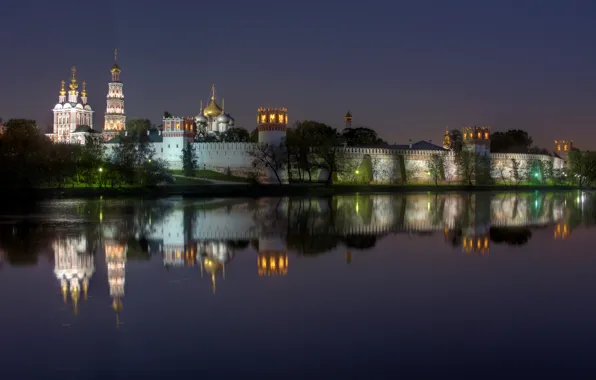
[0, 192, 594, 318]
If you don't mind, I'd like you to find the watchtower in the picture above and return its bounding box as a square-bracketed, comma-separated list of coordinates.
[554, 140, 573, 161]
[462, 126, 491, 156]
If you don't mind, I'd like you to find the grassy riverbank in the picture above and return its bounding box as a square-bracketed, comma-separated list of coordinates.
[0, 183, 589, 202]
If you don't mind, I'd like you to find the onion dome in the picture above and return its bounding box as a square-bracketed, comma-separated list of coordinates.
[216, 113, 231, 124]
[203, 84, 223, 118]
[204, 98, 223, 118]
[196, 114, 208, 125]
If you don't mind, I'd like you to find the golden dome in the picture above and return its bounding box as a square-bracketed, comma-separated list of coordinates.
[203, 84, 223, 118]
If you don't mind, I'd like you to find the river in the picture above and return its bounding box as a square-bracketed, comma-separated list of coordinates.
[0, 191, 595, 377]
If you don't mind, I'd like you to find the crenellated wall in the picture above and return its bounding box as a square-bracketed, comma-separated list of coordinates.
[106, 138, 564, 183]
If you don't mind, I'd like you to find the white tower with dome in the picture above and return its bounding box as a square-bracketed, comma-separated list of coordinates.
[103, 49, 126, 141]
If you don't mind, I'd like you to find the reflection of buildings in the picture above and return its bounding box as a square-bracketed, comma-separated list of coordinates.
[462, 235, 490, 255]
[53, 236, 95, 315]
[105, 241, 126, 325]
[257, 237, 288, 276]
[199, 241, 234, 293]
[554, 223, 571, 240]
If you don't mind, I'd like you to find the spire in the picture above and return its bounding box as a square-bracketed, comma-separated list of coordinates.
[59, 80, 66, 103]
[68, 66, 79, 103]
[211, 84, 216, 101]
[110, 48, 121, 80]
[222, 97, 225, 113]
[69, 66, 78, 92]
[81, 81, 88, 105]
[200, 100, 203, 112]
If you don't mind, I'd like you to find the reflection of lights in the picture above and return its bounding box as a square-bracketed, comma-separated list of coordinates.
[462, 236, 489, 255]
[356, 202, 359, 214]
[258, 252, 288, 276]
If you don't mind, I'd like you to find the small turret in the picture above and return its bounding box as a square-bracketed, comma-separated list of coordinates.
[443, 128, 451, 150]
[344, 110, 353, 128]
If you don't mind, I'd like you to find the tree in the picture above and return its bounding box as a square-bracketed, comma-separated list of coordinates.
[455, 151, 477, 185]
[427, 154, 445, 185]
[490, 130, 534, 153]
[0, 119, 49, 188]
[341, 127, 386, 147]
[568, 150, 596, 187]
[220, 127, 250, 142]
[181, 141, 198, 177]
[77, 136, 105, 186]
[288, 121, 338, 182]
[125, 119, 153, 136]
[314, 136, 356, 185]
[249, 142, 287, 184]
[250, 128, 259, 143]
[164, 111, 172, 119]
[448, 129, 463, 152]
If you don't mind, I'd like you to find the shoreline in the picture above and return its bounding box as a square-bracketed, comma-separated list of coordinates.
[0, 184, 590, 201]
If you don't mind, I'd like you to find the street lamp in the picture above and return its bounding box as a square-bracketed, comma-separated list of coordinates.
[99, 167, 103, 172]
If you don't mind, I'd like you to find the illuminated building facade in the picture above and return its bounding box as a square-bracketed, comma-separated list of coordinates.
[103, 49, 126, 141]
[47, 66, 99, 144]
[195, 85, 236, 133]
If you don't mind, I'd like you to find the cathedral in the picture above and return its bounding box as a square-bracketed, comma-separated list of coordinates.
[46, 66, 99, 144]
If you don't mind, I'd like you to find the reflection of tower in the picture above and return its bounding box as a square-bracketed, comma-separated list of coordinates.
[461, 193, 490, 255]
[554, 223, 571, 240]
[105, 241, 126, 326]
[53, 236, 95, 315]
[257, 237, 288, 276]
[200, 241, 234, 293]
[344, 111, 352, 129]
[162, 209, 186, 267]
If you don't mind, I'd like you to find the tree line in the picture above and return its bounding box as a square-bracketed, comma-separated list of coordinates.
[0, 119, 171, 189]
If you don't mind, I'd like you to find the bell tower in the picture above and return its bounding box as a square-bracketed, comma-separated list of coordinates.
[103, 49, 126, 141]
[554, 140, 572, 162]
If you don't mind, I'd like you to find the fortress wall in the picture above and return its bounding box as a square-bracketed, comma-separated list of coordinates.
[193, 142, 254, 176]
[491, 153, 564, 181]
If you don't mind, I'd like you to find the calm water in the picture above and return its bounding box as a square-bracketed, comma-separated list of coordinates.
[1, 192, 595, 378]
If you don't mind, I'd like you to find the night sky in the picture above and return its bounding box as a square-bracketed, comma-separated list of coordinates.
[2, 0, 596, 149]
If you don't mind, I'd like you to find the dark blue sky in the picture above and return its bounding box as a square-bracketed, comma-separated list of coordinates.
[2, 0, 596, 148]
